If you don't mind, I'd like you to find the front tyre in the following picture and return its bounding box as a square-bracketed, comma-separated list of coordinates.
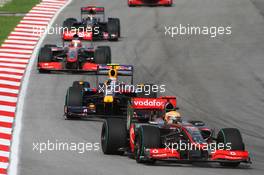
[101, 118, 127, 155]
[135, 125, 160, 164]
[217, 128, 245, 167]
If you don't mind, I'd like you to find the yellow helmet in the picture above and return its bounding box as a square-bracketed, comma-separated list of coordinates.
[165, 111, 181, 124]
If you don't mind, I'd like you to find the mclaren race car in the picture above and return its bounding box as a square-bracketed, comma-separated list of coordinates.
[37, 37, 111, 73]
[62, 6, 120, 41]
[128, 0, 173, 6]
[101, 97, 251, 167]
[64, 64, 135, 119]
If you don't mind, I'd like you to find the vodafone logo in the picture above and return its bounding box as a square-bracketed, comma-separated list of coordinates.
[133, 99, 164, 107]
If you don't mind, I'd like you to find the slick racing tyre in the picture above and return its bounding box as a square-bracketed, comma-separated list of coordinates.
[65, 87, 83, 120]
[63, 18, 77, 29]
[38, 47, 52, 73]
[98, 46, 111, 63]
[217, 128, 245, 167]
[135, 125, 160, 164]
[107, 18, 120, 41]
[66, 87, 83, 106]
[136, 84, 158, 98]
[38, 47, 52, 63]
[101, 118, 127, 155]
[95, 47, 111, 64]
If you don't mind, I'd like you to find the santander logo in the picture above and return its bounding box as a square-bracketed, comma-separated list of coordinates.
[133, 99, 164, 107]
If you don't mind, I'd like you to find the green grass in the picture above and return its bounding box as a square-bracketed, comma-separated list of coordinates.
[0, 0, 40, 13]
[0, 16, 22, 45]
[0, 0, 41, 45]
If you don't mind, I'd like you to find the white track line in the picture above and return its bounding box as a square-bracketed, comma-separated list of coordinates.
[8, 1, 72, 175]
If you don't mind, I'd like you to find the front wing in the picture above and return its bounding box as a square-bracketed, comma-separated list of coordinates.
[38, 62, 99, 73]
[62, 31, 118, 41]
[143, 148, 251, 164]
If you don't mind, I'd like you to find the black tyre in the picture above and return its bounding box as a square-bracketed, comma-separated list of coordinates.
[97, 46, 111, 63]
[94, 48, 109, 64]
[65, 87, 83, 119]
[38, 47, 52, 63]
[63, 18, 77, 29]
[135, 125, 160, 164]
[136, 84, 158, 98]
[217, 128, 245, 167]
[116, 19, 121, 37]
[107, 18, 120, 41]
[66, 87, 83, 106]
[101, 118, 127, 155]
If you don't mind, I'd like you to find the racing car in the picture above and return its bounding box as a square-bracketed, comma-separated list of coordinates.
[128, 0, 173, 6]
[62, 6, 120, 41]
[101, 97, 251, 167]
[64, 64, 135, 119]
[37, 36, 111, 73]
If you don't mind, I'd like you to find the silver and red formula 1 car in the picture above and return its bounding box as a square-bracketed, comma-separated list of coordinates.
[37, 37, 111, 73]
[62, 6, 120, 41]
[128, 0, 173, 6]
[101, 97, 251, 167]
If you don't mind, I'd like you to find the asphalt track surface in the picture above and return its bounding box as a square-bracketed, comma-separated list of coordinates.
[18, 0, 264, 174]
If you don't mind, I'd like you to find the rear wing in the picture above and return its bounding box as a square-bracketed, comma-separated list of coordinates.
[81, 6, 105, 14]
[97, 64, 134, 76]
[95, 64, 134, 85]
[130, 96, 177, 109]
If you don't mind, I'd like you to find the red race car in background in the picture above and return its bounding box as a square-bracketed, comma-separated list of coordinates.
[37, 37, 111, 73]
[128, 0, 173, 6]
[101, 97, 251, 167]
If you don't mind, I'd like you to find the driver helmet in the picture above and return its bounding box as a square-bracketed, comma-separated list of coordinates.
[71, 38, 81, 48]
[164, 111, 181, 124]
[86, 15, 93, 21]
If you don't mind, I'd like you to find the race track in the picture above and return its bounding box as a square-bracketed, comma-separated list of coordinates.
[18, 0, 264, 174]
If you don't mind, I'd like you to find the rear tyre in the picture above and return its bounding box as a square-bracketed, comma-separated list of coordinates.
[94, 48, 109, 64]
[107, 18, 120, 41]
[63, 18, 77, 29]
[65, 87, 83, 120]
[97, 46, 111, 63]
[101, 118, 127, 155]
[217, 128, 245, 167]
[135, 125, 160, 164]
[136, 84, 158, 98]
